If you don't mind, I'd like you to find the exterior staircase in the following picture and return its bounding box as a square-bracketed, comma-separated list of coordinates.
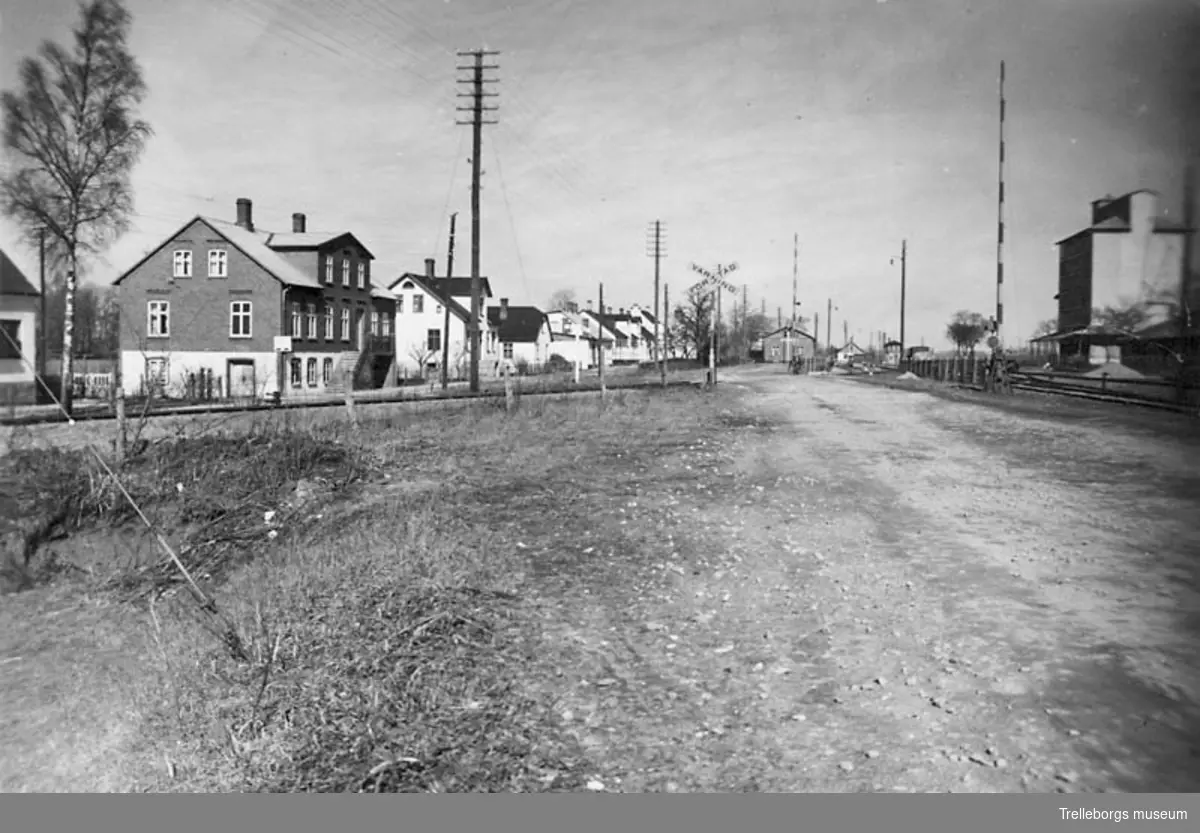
[325, 350, 362, 396]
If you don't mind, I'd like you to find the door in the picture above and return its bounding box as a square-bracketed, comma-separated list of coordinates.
[355, 308, 366, 350]
[227, 359, 256, 399]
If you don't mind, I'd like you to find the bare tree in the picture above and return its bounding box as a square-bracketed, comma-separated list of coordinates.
[1, 0, 153, 414]
[408, 342, 436, 378]
[945, 310, 987, 354]
[1031, 318, 1058, 339]
[547, 288, 578, 313]
[673, 285, 714, 363]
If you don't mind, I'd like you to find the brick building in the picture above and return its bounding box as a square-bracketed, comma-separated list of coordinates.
[112, 198, 396, 400]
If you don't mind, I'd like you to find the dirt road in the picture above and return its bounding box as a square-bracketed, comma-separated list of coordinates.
[529, 365, 1200, 793]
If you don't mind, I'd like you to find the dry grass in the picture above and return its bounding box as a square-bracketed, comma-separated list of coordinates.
[0, 383, 728, 792]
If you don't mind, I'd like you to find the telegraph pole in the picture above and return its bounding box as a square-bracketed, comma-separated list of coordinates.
[38, 227, 46, 380]
[456, 48, 500, 393]
[646, 220, 666, 386]
[663, 283, 670, 372]
[995, 59, 1007, 343]
[440, 213, 458, 390]
[826, 298, 833, 352]
[741, 284, 748, 347]
[1177, 161, 1195, 407]
[598, 282, 606, 398]
[890, 239, 907, 369]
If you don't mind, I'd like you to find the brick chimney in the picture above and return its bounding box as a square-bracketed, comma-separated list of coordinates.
[499, 297, 509, 322]
[236, 198, 254, 232]
[425, 258, 436, 279]
[586, 300, 593, 312]
[292, 213, 306, 233]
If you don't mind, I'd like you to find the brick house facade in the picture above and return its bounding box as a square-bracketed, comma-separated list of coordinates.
[112, 198, 396, 400]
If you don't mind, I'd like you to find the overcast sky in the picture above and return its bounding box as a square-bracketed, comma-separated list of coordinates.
[1, 0, 1197, 347]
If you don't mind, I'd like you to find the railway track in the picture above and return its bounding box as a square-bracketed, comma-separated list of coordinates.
[0, 377, 701, 429]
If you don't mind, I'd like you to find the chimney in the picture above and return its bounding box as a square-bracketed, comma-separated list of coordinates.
[586, 300, 593, 312]
[236, 198, 254, 232]
[291, 213, 306, 233]
[619, 307, 626, 316]
[499, 297, 509, 322]
[425, 258, 436, 279]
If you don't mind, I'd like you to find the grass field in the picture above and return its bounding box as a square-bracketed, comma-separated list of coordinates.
[0, 383, 736, 792]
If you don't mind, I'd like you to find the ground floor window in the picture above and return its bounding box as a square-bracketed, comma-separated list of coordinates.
[306, 357, 317, 387]
[503, 342, 514, 359]
[427, 329, 441, 352]
[322, 357, 333, 385]
[291, 357, 302, 387]
[145, 357, 168, 392]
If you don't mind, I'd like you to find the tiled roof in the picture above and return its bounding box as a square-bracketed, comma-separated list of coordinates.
[415, 276, 494, 299]
[204, 218, 324, 289]
[0, 249, 38, 296]
[487, 306, 548, 343]
[267, 230, 376, 259]
[763, 326, 815, 340]
[370, 285, 396, 301]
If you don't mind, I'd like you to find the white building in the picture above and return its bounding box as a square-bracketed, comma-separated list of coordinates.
[0, 248, 40, 405]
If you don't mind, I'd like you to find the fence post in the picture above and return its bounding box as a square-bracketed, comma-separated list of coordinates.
[504, 362, 514, 412]
[343, 368, 358, 428]
[113, 359, 127, 464]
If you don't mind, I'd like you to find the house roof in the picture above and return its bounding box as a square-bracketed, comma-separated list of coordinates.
[392, 275, 494, 300]
[762, 325, 815, 341]
[265, 231, 375, 258]
[838, 339, 866, 353]
[370, 285, 397, 301]
[112, 216, 325, 289]
[0, 249, 38, 296]
[884, 339, 903, 347]
[392, 273, 471, 321]
[487, 306, 549, 343]
[579, 309, 623, 339]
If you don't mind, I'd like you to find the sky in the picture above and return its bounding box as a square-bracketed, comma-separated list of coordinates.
[1, 0, 1198, 349]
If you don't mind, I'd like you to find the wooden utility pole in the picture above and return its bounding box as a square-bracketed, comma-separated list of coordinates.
[995, 60, 1007, 342]
[843, 320, 849, 348]
[455, 49, 500, 393]
[826, 298, 833, 352]
[662, 282, 670, 381]
[1177, 161, 1195, 407]
[891, 239, 908, 368]
[38, 227, 46, 381]
[598, 282, 607, 400]
[741, 284, 748, 347]
[689, 262, 737, 389]
[791, 232, 799, 352]
[440, 212, 458, 390]
[646, 220, 667, 387]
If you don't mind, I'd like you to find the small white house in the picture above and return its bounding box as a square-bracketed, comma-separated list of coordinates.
[486, 301, 553, 373]
[389, 259, 502, 379]
[0, 248, 40, 405]
[836, 339, 867, 364]
[544, 308, 595, 369]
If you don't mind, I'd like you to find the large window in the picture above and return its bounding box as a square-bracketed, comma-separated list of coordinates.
[341, 306, 351, 341]
[357, 261, 366, 289]
[412, 294, 424, 314]
[172, 250, 191, 278]
[207, 249, 227, 278]
[341, 258, 350, 287]
[323, 304, 334, 339]
[291, 302, 302, 337]
[306, 303, 317, 339]
[147, 300, 170, 337]
[306, 358, 317, 387]
[324, 256, 334, 284]
[290, 358, 302, 388]
[322, 357, 333, 385]
[427, 329, 441, 352]
[230, 301, 252, 338]
[0, 320, 21, 359]
[371, 310, 379, 336]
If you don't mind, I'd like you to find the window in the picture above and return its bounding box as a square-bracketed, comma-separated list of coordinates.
[503, 342, 514, 359]
[147, 300, 170, 337]
[427, 329, 441, 352]
[357, 261, 366, 290]
[290, 358, 302, 388]
[382, 312, 391, 337]
[290, 302, 302, 337]
[412, 294, 424, 314]
[370, 310, 379, 336]
[0, 320, 21, 359]
[436, 304, 443, 315]
[323, 304, 334, 339]
[172, 250, 192, 278]
[324, 256, 333, 284]
[397, 295, 404, 314]
[306, 303, 317, 338]
[322, 357, 333, 385]
[145, 357, 168, 391]
[306, 358, 317, 387]
[341, 306, 350, 341]
[207, 249, 227, 278]
[341, 258, 350, 287]
[230, 301, 252, 338]
[563, 317, 573, 334]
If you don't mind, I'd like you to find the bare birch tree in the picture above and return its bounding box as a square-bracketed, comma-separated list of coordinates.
[1, 0, 152, 414]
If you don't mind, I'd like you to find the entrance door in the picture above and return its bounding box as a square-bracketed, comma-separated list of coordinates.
[355, 308, 366, 350]
[227, 359, 256, 399]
